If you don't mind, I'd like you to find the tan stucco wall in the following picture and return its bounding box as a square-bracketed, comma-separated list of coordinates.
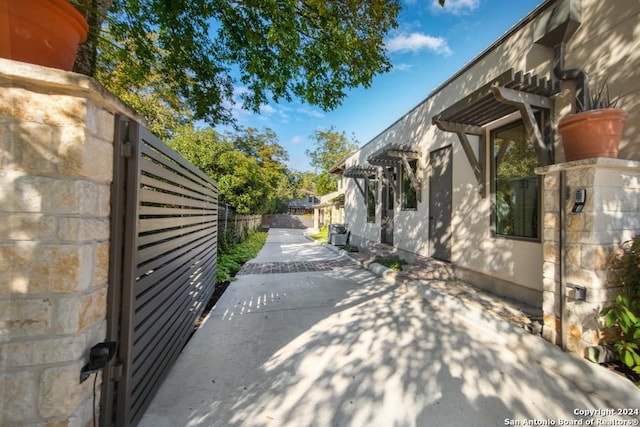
[562, 0, 640, 161]
[344, 0, 639, 302]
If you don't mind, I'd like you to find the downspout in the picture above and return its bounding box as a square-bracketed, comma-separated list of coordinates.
[533, 0, 584, 351]
[553, 42, 583, 351]
[553, 42, 590, 112]
[559, 170, 567, 350]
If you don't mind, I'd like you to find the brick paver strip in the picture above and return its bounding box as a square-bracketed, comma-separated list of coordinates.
[238, 258, 358, 275]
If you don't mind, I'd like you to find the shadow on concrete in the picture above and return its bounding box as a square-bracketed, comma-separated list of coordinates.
[140, 263, 631, 427]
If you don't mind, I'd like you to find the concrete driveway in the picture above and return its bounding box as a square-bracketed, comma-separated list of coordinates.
[139, 228, 640, 427]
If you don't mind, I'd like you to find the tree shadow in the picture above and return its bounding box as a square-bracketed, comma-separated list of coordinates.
[142, 265, 621, 427]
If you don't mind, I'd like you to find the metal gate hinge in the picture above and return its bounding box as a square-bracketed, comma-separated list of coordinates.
[121, 143, 132, 158]
[111, 362, 124, 381]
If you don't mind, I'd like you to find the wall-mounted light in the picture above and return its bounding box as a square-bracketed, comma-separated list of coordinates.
[80, 342, 117, 383]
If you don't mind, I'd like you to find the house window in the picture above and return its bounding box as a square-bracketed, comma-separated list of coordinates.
[385, 168, 395, 211]
[491, 120, 540, 240]
[367, 177, 377, 223]
[401, 160, 418, 210]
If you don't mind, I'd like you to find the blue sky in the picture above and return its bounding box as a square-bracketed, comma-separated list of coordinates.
[215, 0, 545, 172]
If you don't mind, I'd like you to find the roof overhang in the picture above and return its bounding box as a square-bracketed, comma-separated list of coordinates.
[431, 68, 559, 128]
[343, 165, 377, 178]
[367, 144, 420, 166]
[343, 165, 377, 199]
[328, 151, 358, 174]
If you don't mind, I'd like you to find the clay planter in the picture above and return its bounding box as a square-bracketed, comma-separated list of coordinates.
[0, 0, 88, 71]
[558, 108, 627, 162]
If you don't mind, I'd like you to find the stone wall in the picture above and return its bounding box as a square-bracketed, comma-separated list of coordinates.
[0, 59, 140, 426]
[537, 158, 640, 355]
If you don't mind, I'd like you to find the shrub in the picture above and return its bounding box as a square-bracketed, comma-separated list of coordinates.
[217, 230, 267, 283]
[308, 225, 328, 243]
[601, 237, 640, 383]
[375, 257, 408, 272]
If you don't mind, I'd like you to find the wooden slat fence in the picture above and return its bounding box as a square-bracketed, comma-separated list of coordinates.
[217, 202, 261, 249]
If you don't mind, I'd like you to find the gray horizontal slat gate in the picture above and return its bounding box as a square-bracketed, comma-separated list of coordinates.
[105, 117, 218, 426]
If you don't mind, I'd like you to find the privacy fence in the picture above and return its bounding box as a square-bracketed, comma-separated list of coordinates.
[2, 59, 230, 427]
[217, 203, 262, 249]
[104, 117, 219, 426]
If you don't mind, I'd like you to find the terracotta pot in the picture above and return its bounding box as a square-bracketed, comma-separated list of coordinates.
[558, 108, 628, 162]
[0, 0, 88, 71]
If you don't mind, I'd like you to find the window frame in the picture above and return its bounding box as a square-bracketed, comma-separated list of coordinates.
[489, 118, 542, 242]
[366, 175, 377, 223]
[385, 167, 395, 211]
[401, 160, 418, 211]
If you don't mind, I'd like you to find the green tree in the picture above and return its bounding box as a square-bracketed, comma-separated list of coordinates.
[168, 125, 285, 214]
[73, 0, 402, 128]
[305, 126, 358, 195]
[95, 31, 191, 139]
[228, 127, 289, 213]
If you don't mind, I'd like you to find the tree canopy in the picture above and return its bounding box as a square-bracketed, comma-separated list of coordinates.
[73, 0, 402, 129]
[168, 126, 291, 214]
[305, 126, 358, 195]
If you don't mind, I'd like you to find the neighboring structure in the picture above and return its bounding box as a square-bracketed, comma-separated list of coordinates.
[313, 191, 345, 230]
[313, 152, 353, 229]
[287, 193, 320, 215]
[342, 0, 640, 355]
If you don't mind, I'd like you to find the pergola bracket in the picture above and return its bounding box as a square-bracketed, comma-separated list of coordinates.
[435, 120, 486, 198]
[399, 154, 421, 203]
[353, 179, 366, 199]
[381, 166, 400, 204]
[491, 86, 554, 166]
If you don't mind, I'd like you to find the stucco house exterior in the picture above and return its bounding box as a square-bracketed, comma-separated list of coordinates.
[341, 0, 640, 354]
[287, 193, 320, 215]
[313, 152, 353, 229]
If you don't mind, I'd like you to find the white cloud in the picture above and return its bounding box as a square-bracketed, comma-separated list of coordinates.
[290, 135, 303, 145]
[296, 106, 325, 119]
[430, 0, 480, 15]
[260, 104, 276, 115]
[393, 63, 413, 71]
[386, 33, 452, 56]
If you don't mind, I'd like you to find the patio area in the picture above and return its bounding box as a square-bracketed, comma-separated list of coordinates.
[340, 241, 543, 334]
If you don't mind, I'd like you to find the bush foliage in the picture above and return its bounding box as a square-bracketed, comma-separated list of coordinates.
[602, 237, 640, 383]
[375, 257, 408, 272]
[217, 230, 267, 284]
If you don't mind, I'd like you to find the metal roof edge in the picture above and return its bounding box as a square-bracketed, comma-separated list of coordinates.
[358, 0, 557, 153]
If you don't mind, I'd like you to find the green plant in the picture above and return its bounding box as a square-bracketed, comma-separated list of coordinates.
[308, 226, 328, 243]
[375, 257, 408, 272]
[601, 237, 640, 383]
[216, 230, 267, 283]
[577, 80, 619, 112]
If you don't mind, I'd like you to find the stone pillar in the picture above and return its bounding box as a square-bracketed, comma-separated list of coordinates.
[537, 158, 640, 356]
[0, 59, 139, 426]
